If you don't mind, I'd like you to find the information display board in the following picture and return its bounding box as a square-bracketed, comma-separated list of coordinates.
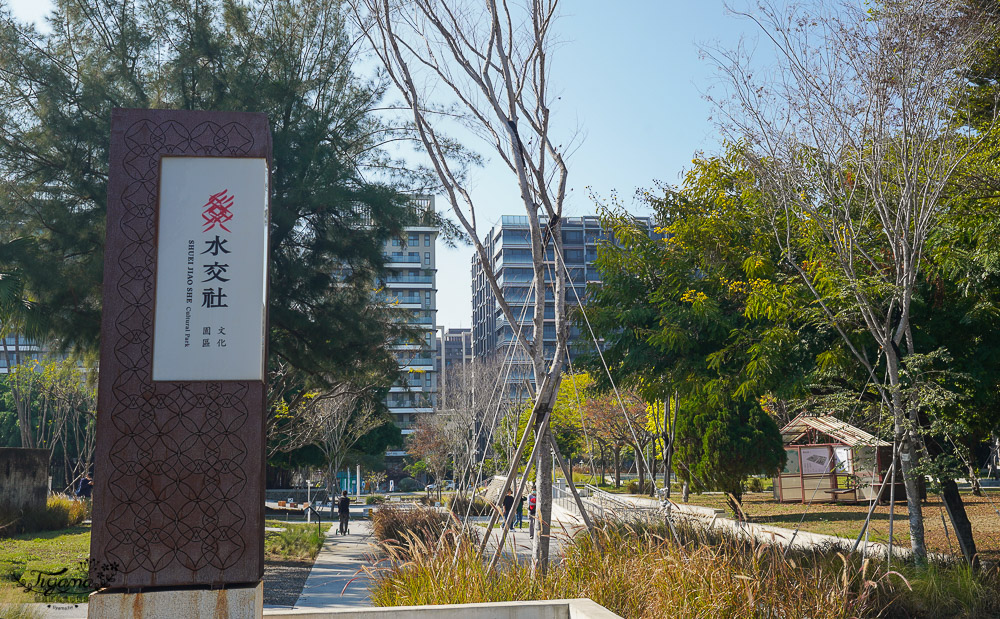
[153, 157, 268, 381]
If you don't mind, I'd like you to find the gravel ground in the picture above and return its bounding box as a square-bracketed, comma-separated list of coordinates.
[263, 559, 314, 606]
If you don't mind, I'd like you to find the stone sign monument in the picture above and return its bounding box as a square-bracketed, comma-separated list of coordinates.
[89, 108, 271, 617]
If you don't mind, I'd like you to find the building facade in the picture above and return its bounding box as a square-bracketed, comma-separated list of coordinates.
[0, 335, 56, 373]
[379, 196, 439, 436]
[438, 327, 473, 374]
[471, 214, 656, 397]
[436, 327, 473, 410]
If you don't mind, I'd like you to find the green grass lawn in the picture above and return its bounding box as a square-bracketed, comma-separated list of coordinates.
[264, 520, 325, 561]
[0, 525, 92, 603]
[0, 520, 325, 604]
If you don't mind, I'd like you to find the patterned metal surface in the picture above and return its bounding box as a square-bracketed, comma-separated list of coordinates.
[91, 109, 269, 588]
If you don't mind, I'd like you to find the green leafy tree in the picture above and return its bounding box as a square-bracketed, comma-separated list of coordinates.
[0, 0, 434, 387]
[580, 155, 816, 505]
[708, 0, 994, 562]
[674, 397, 784, 516]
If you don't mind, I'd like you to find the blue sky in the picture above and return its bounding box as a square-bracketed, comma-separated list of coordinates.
[7, 0, 753, 330]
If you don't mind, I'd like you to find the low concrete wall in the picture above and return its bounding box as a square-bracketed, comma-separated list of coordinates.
[264, 599, 621, 619]
[0, 447, 49, 513]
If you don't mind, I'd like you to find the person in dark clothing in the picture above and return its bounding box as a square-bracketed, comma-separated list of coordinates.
[502, 489, 515, 530]
[77, 475, 92, 499]
[516, 494, 525, 528]
[337, 490, 351, 535]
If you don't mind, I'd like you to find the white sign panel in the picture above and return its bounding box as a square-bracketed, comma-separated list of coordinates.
[153, 157, 268, 381]
[833, 447, 851, 474]
[801, 447, 833, 475]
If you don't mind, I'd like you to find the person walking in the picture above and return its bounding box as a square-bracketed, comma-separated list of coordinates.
[337, 490, 351, 535]
[77, 475, 93, 499]
[502, 489, 515, 530]
[516, 493, 525, 529]
[528, 487, 537, 538]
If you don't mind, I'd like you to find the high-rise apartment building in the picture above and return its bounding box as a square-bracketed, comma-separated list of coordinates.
[379, 196, 439, 436]
[471, 214, 656, 397]
[436, 327, 473, 409]
[439, 327, 473, 373]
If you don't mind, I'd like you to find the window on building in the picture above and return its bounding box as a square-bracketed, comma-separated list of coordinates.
[425, 291, 431, 305]
[424, 252, 430, 265]
[408, 233, 419, 245]
[392, 238, 401, 246]
[424, 234, 431, 246]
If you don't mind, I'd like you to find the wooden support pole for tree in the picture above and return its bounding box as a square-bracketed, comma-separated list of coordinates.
[486, 408, 553, 571]
[477, 380, 552, 558]
[888, 434, 899, 565]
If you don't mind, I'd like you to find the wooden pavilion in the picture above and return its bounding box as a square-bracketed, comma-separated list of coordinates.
[772, 414, 902, 504]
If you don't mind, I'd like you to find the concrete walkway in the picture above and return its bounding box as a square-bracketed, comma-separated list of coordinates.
[291, 520, 376, 610]
[607, 493, 920, 560]
[26, 517, 378, 618]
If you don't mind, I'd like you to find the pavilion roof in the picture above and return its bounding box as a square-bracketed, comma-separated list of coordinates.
[780, 413, 890, 447]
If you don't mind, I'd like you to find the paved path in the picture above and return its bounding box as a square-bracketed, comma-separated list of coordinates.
[601, 493, 920, 560]
[27, 518, 377, 618]
[292, 519, 376, 610]
[28, 601, 88, 618]
[475, 505, 581, 563]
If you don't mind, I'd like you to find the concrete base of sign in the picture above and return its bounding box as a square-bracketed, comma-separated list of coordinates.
[88, 581, 263, 619]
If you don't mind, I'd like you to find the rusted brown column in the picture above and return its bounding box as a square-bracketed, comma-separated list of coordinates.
[90, 109, 271, 611]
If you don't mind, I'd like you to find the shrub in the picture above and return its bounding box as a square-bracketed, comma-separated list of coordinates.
[369, 519, 1000, 618]
[40, 495, 90, 531]
[0, 495, 90, 538]
[397, 477, 421, 492]
[746, 477, 765, 493]
[625, 480, 655, 494]
[366, 495, 387, 505]
[447, 495, 492, 517]
[370, 505, 476, 559]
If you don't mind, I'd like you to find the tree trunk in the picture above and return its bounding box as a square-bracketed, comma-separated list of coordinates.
[650, 451, 659, 495]
[887, 350, 927, 562]
[665, 392, 678, 499]
[969, 465, 983, 497]
[613, 448, 621, 488]
[637, 445, 646, 493]
[533, 424, 553, 575]
[727, 487, 743, 519]
[681, 481, 689, 502]
[886, 376, 927, 562]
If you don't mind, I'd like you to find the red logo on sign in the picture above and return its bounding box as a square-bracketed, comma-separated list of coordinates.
[202, 189, 234, 233]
